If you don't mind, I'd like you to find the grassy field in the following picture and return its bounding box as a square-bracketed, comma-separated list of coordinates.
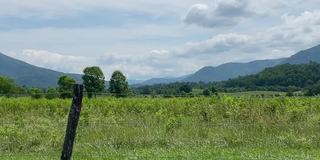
[1, 96, 320, 159]
[222, 91, 286, 97]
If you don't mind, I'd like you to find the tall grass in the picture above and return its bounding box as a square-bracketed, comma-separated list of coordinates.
[1, 96, 320, 159]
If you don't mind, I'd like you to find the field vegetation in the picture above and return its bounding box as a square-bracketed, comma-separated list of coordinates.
[1, 96, 320, 159]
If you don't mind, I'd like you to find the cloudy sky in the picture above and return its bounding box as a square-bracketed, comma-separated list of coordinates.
[1, 0, 320, 80]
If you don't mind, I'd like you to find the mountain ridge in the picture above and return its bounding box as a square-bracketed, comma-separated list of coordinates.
[0, 52, 82, 88]
[1, 44, 320, 88]
[139, 44, 320, 85]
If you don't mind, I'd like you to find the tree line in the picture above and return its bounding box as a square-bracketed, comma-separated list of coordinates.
[135, 62, 320, 97]
[2, 62, 320, 98]
[0, 66, 129, 99]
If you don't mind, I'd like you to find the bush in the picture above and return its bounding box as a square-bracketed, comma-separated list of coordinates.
[203, 89, 211, 97]
[179, 85, 192, 94]
[30, 88, 43, 99]
[45, 88, 59, 99]
[286, 91, 294, 97]
[305, 81, 320, 96]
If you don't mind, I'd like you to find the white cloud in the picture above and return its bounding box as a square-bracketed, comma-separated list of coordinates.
[96, 50, 178, 79]
[6, 10, 320, 80]
[0, 0, 201, 19]
[184, 33, 250, 54]
[281, 11, 320, 26]
[263, 11, 320, 49]
[181, 10, 320, 62]
[184, 0, 255, 28]
[2, 1, 320, 80]
[8, 49, 93, 73]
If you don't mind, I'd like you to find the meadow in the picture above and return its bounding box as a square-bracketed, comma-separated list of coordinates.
[1, 96, 320, 159]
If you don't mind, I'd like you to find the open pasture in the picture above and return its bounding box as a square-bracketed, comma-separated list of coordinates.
[1, 96, 320, 159]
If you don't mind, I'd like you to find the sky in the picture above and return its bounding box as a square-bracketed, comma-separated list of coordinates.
[1, 0, 320, 80]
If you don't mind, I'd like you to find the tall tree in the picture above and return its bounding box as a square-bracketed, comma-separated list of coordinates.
[109, 70, 129, 97]
[0, 76, 26, 96]
[82, 66, 105, 98]
[58, 75, 76, 99]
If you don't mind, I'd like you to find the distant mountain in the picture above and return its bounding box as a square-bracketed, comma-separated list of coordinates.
[184, 45, 320, 83]
[0, 52, 82, 88]
[182, 59, 284, 83]
[137, 75, 189, 86]
[284, 45, 320, 64]
[128, 79, 144, 85]
[2, 44, 320, 88]
[139, 78, 176, 86]
[139, 44, 320, 85]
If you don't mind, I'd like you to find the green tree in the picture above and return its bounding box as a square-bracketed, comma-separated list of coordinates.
[210, 87, 218, 96]
[179, 84, 192, 94]
[58, 75, 76, 99]
[30, 88, 43, 99]
[109, 70, 129, 97]
[82, 66, 105, 98]
[0, 76, 15, 95]
[305, 80, 320, 96]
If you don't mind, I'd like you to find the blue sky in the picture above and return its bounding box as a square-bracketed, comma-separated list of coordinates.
[1, 0, 320, 80]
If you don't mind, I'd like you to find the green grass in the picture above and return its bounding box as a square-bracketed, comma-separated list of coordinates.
[1, 96, 320, 159]
[222, 91, 286, 97]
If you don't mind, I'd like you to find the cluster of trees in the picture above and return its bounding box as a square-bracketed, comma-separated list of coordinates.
[220, 62, 320, 95]
[57, 66, 130, 98]
[0, 76, 27, 95]
[3, 62, 320, 98]
[203, 87, 218, 97]
[0, 77, 61, 99]
[135, 82, 218, 97]
[0, 66, 130, 99]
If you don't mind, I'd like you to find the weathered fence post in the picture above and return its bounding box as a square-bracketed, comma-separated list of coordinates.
[61, 84, 84, 160]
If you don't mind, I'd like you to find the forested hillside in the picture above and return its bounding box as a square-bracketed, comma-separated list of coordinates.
[223, 62, 320, 91]
[136, 62, 320, 96]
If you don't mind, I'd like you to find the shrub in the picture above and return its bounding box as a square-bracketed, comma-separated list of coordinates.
[203, 89, 211, 97]
[45, 88, 59, 99]
[30, 88, 43, 99]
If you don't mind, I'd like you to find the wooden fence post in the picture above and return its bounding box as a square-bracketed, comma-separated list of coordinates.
[61, 84, 84, 160]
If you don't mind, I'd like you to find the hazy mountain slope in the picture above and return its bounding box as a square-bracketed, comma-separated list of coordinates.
[173, 44, 320, 83]
[139, 44, 320, 85]
[2, 44, 320, 87]
[284, 45, 320, 64]
[0, 52, 82, 88]
[182, 59, 285, 82]
[139, 78, 177, 86]
[137, 75, 189, 86]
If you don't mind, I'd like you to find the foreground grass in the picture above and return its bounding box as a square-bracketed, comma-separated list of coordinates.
[2, 148, 320, 160]
[1, 96, 320, 159]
